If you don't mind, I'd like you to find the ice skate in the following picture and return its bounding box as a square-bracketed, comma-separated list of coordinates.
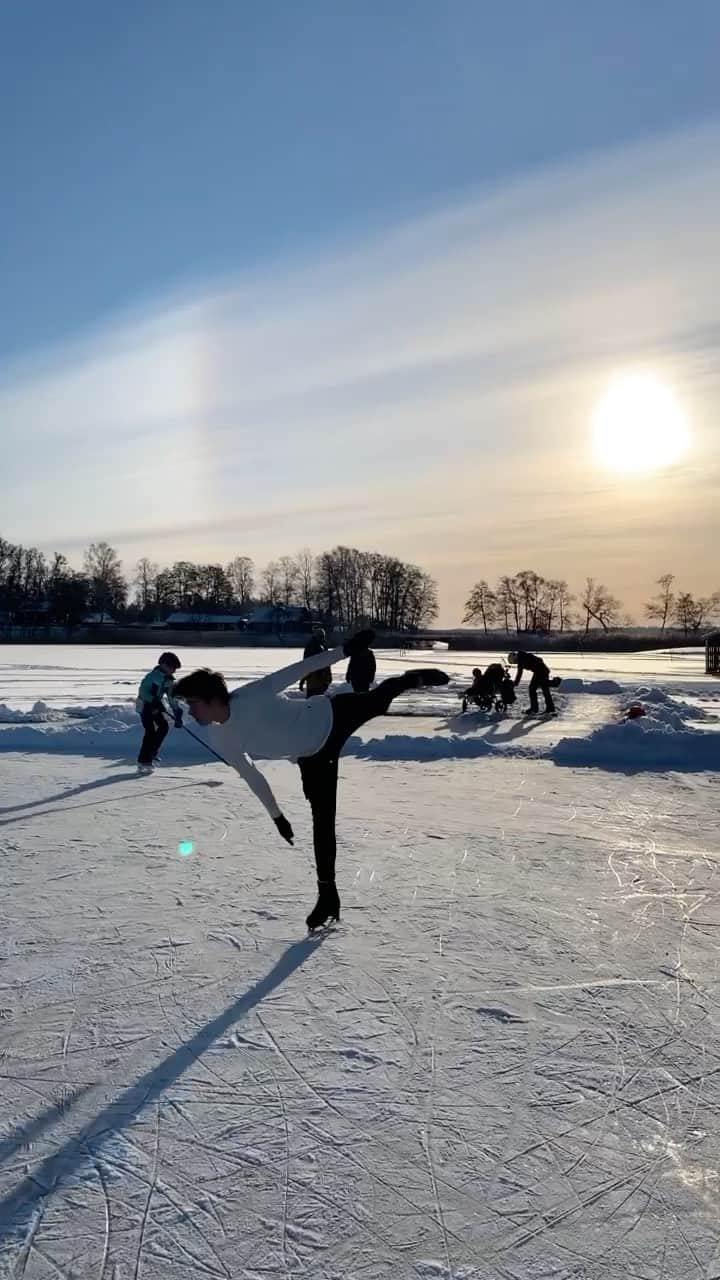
[306, 880, 341, 931]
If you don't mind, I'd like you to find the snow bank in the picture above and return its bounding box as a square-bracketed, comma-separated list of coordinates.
[347, 733, 498, 762]
[552, 701, 719, 772]
[631, 685, 714, 721]
[0, 700, 67, 723]
[0, 686, 716, 773]
[560, 678, 623, 694]
[0, 705, 210, 763]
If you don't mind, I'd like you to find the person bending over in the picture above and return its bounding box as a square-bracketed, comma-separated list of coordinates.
[174, 631, 448, 929]
[507, 650, 556, 715]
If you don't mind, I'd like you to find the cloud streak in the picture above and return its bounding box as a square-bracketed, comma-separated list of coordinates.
[3, 121, 720, 621]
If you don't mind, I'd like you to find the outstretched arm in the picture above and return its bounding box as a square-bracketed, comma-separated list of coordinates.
[232, 752, 283, 820]
[251, 646, 345, 696]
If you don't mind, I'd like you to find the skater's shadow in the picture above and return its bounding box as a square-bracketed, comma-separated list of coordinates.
[0, 935, 323, 1248]
[440, 709, 509, 738]
[484, 717, 548, 745]
[0, 772, 140, 815]
[0, 776, 221, 828]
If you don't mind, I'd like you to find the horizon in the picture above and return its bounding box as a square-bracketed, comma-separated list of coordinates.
[3, 3, 720, 626]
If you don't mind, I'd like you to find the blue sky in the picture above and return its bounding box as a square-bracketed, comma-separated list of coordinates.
[2, 1, 720, 622]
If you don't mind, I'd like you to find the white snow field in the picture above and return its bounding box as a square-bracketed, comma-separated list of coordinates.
[1, 645, 719, 1279]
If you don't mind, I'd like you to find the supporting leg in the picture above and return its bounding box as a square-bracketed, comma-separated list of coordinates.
[138, 707, 161, 765]
[299, 755, 339, 884]
[541, 678, 556, 713]
[153, 714, 169, 758]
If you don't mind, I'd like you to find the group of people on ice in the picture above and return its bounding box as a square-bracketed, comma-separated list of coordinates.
[135, 634, 558, 931]
[460, 650, 560, 716]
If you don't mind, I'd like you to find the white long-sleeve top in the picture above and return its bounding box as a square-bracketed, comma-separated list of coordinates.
[208, 646, 344, 819]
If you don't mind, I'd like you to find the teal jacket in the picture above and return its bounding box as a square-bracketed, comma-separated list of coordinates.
[137, 667, 177, 712]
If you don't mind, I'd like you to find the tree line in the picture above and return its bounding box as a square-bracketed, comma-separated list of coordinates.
[0, 536, 439, 632]
[463, 570, 720, 637]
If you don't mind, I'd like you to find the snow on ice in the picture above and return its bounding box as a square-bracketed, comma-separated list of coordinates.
[0, 644, 719, 1278]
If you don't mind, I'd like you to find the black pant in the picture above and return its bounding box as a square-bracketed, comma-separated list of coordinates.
[138, 705, 168, 764]
[298, 674, 414, 882]
[528, 670, 555, 713]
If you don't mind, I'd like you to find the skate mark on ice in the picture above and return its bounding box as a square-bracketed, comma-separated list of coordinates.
[0, 938, 322, 1251]
[422, 1038, 452, 1277]
[96, 1130, 231, 1278]
[0, 1083, 95, 1169]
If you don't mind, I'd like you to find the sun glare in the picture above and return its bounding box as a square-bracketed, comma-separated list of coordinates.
[592, 373, 690, 473]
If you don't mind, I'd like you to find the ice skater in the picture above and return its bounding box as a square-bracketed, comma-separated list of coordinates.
[136, 651, 183, 772]
[299, 624, 332, 698]
[508, 650, 558, 715]
[346, 639, 376, 693]
[174, 631, 449, 929]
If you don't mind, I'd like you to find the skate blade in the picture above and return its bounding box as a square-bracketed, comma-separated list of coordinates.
[307, 915, 341, 934]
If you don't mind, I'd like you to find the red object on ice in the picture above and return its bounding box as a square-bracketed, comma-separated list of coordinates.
[625, 703, 646, 720]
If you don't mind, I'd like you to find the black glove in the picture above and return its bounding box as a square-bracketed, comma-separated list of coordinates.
[274, 814, 294, 845]
[343, 628, 375, 658]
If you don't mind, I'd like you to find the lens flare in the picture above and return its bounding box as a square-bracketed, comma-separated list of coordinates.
[177, 839, 194, 857]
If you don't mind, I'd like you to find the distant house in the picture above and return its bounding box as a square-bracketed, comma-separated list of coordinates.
[707, 632, 720, 676]
[162, 612, 249, 632]
[83, 613, 118, 626]
[247, 605, 315, 634]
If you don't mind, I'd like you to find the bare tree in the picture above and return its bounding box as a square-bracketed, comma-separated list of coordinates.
[226, 555, 254, 605]
[295, 548, 316, 611]
[277, 555, 300, 607]
[463, 580, 496, 633]
[497, 575, 521, 632]
[544, 579, 573, 632]
[645, 573, 675, 633]
[515, 569, 547, 632]
[261, 561, 281, 605]
[83, 542, 126, 621]
[581, 578, 621, 633]
[134, 557, 159, 614]
[673, 591, 717, 637]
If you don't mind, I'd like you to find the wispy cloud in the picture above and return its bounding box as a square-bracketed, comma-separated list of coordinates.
[3, 122, 720, 621]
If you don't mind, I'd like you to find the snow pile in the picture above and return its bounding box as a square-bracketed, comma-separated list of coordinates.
[631, 685, 714, 721]
[0, 705, 211, 763]
[347, 733, 497, 762]
[0, 700, 67, 723]
[560, 678, 623, 694]
[551, 699, 719, 771]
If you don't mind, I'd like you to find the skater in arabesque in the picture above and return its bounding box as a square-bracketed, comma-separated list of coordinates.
[174, 631, 449, 930]
[136, 652, 183, 771]
[508, 649, 559, 716]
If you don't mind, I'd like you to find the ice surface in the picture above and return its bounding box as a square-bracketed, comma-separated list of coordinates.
[0, 645, 719, 1277]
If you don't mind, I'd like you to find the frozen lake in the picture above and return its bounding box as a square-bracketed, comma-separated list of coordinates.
[0, 643, 719, 1277]
[0, 641, 712, 711]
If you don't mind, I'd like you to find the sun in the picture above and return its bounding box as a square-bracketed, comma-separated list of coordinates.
[591, 373, 690, 473]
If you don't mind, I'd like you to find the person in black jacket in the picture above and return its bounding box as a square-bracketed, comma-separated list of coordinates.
[508, 650, 556, 715]
[299, 626, 332, 698]
[346, 643, 376, 693]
